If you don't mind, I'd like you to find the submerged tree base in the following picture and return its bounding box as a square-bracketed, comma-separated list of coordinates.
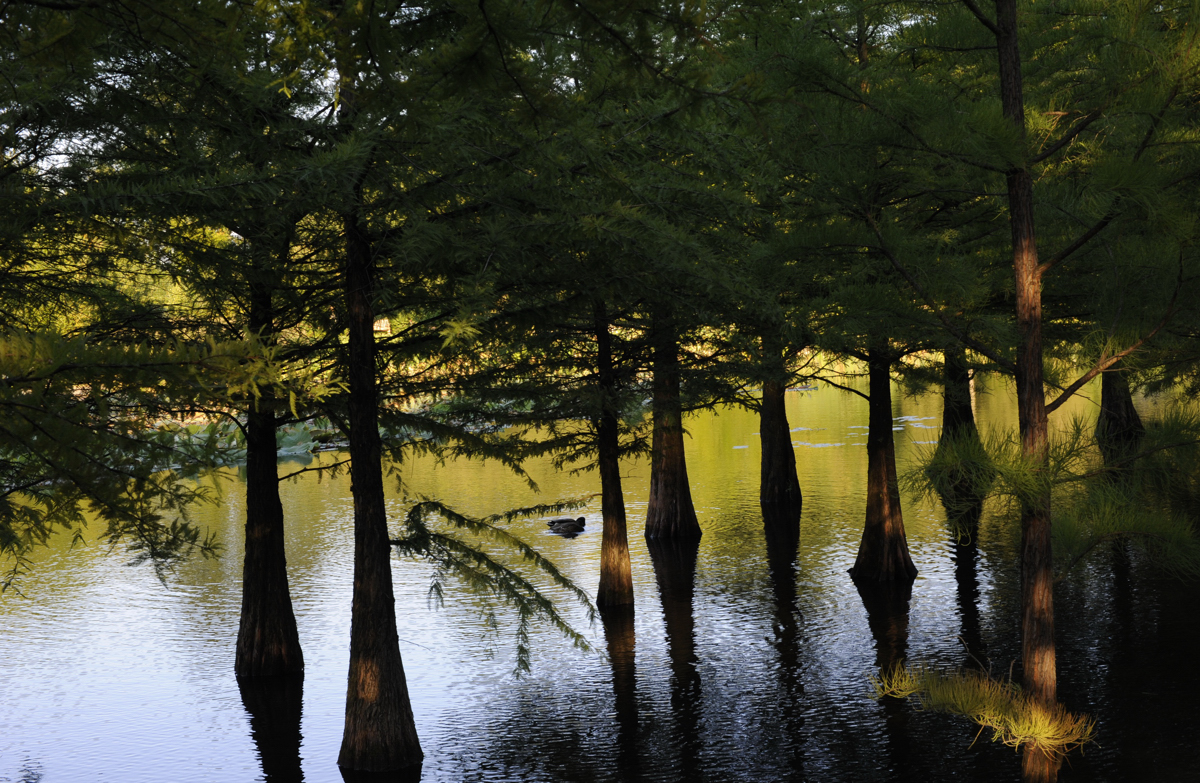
[870, 665, 1095, 762]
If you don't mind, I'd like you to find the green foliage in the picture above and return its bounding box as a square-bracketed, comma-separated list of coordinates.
[907, 404, 1200, 580]
[871, 665, 1096, 760]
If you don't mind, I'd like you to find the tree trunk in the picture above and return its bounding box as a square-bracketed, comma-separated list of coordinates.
[994, 2, 1058, 779]
[935, 345, 990, 513]
[941, 346, 977, 441]
[336, 207, 422, 772]
[760, 377, 803, 526]
[236, 280, 303, 678]
[595, 301, 633, 609]
[1095, 368, 1144, 467]
[645, 315, 700, 539]
[849, 348, 917, 583]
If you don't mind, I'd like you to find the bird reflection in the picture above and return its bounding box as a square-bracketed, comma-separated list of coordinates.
[237, 673, 305, 783]
[647, 536, 703, 779]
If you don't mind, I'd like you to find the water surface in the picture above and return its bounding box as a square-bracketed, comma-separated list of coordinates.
[2, 378, 1197, 782]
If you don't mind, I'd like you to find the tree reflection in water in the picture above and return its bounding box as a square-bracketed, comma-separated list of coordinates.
[601, 606, 641, 781]
[237, 673, 304, 783]
[648, 536, 703, 779]
[856, 579, 913, 780]
[764, 511, 806, 782]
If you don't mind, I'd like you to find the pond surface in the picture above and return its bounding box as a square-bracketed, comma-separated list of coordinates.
[2, 377, 1198, 782]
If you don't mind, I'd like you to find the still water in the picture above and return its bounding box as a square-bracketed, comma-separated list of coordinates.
[2, 378, 1198, 782]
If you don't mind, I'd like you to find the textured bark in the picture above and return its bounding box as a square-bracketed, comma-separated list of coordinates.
[235, 282, 303, 678]
[760, 378, 803, 525]
[595, 302, 633, 609]
[336, 208, 422, 772]
[994, 2, 1057, 778]
[645, 316, 701, 540]
[849, 349, 917, 583]
[1095, 369, 1144, 467]
[647, 536, 702, 778]
[237, 673, 304, 783]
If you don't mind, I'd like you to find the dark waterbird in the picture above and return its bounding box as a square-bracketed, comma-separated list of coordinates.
[547, 517, 586, 536]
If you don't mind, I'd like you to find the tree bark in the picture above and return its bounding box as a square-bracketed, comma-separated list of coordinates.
[645, 314, 701, 539]
[336, 206, 422, 772]
[849, 348, 917, 583]
[595, 301, 633, 609]
[994, 2, 1058, 779]
[760, 377, 803, 526]
[236, 279, 303, 678]
[1095, 368, 1144, 467]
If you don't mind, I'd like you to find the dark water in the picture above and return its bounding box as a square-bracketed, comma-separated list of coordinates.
[2, 378, 1197, 782]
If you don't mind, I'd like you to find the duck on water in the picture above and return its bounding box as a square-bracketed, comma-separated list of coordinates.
[547, 517, 586, 536]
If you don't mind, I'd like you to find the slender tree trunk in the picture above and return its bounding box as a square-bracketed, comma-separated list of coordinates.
[595, 301, 633, 609]
[336, 206, 422, 771]
[935, 345, 990, 514]
[941, 346, 977, 441]
[994, 2, 1057, 779]
[236, 280, 303, 677]
[1095, 368, 1144, 467]
[760, 371, 802, 525]
[849, 348, 917, 583]
[646, 314, 700, 539]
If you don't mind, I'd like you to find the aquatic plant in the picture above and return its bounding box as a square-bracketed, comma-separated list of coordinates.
[870, 666, 1096, 760]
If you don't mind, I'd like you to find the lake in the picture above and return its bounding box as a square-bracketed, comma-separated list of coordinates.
[2, 376, 1197, 782]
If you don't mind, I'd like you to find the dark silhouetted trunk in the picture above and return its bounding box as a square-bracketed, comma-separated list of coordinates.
[595, 302, 633, 609]
[236, 281, 303, 678]
[935, 346, 989, 514]
[850, 349, 917, 583]
[941, 346, 977, 441]
[238, 673, 304, 783]
[645, 314, 700, 539]
[760, 377, 802, 526]
[336, 206, 422, 772]
[647, 536, 702, 779]
[994, 2, 1058, 779]
[1096, 369, 1144, 467]
[935, 350, 988, 666]
[602, 606, 639, 777]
